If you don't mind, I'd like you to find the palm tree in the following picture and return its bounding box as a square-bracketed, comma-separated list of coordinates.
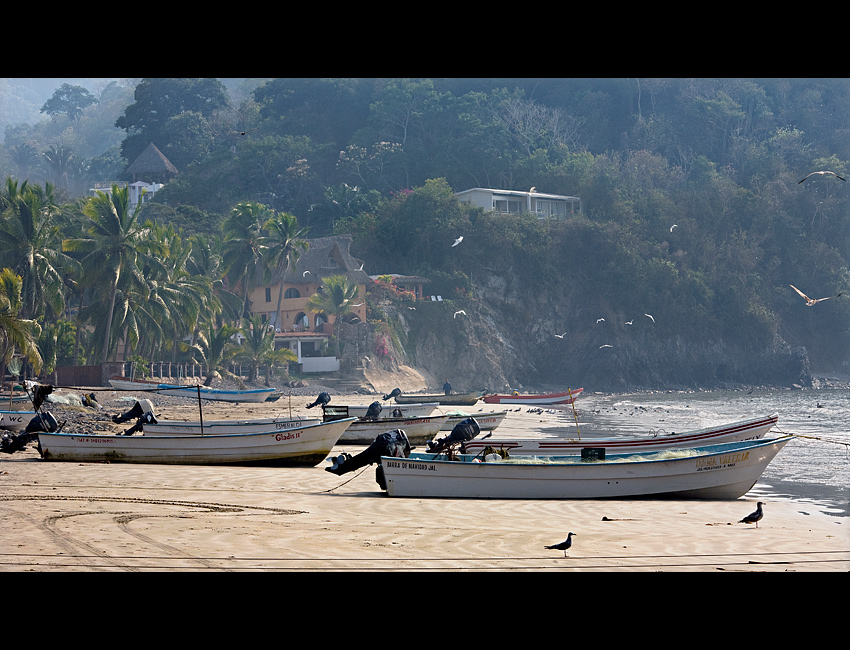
[187, 233, 243, 327]
[306, 274, 359, 358]
[180, 322, 243, 387]
[0, 181, 74, 320]
[62, 184, 152, 363]
[237, 314, 275, 382]
[221, 202, 271, 318]
[262, 211, 309, 330]
[0, 268, 43, 379]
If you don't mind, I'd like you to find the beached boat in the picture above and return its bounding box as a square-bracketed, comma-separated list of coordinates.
[393, 391, 484, 406]
[108, 376, 276, 403]
[482, 388, 584, 405]
[0, 410, 35, 431]
[1, 394, 34, 411]
[458, 413, 780, 456]
[379, 436, 794, 499]
[143, 415, 322, 436]
[439, 410, 507, 431]
[346, 402, 439, 419]
[322, 405, 449, 444]
[36, 417, 357, 466]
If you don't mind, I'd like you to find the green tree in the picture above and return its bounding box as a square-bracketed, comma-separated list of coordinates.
[306, 274, 358, 358]
[62, 184, 152, 363]
[262, 211, 309, 329]
[221, 201, 271, 317]
[40, 83, 97, 123]
[0, 268, 43, 377]
[180, 322, 242, 387]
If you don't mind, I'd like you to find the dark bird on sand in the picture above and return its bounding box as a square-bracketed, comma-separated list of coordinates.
[545, 532, 576, 556]
[790, 284, 842, 307]
[798, 170, 846, 183]
[739, 502, 764, 528]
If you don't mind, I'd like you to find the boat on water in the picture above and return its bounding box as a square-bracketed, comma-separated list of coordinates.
[322, 405, 449, 444]
[482, 388, 584, 405]
[346, 402, 439, 419]
[458, 413, 780, 456]
[440, 410, 507, 431]
[108, 376, 276, 403]
[36, 417, 357, 466]
[0, 410, 35, 431]
[378, 436, 794, 500]
[393, 391, 484, 406]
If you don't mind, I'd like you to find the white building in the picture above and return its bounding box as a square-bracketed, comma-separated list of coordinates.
[455, 187, 581, 218]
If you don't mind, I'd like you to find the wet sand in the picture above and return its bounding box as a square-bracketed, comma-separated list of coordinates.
[1, 388, 847, 572]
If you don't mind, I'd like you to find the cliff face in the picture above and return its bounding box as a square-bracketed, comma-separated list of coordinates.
[376, 272, 813, 393]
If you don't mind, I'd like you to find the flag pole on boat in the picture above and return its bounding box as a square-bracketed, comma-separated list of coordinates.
[569, 387, 580, 439]
[197, 385, 205, 435]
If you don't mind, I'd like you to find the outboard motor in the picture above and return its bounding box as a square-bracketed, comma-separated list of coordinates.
[26, 382, 53, 410]
[326, 429, 411, 489]
[382, 387, 401, 401]
[426, 417, 481, 454]
[306, 392, 331, 409]
[1, 412, 59, 454]
[364, 401, 382, 419]
[112, 399, 157, 435]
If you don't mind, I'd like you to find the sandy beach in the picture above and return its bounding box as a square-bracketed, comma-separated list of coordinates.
[1, 385, 847, 572]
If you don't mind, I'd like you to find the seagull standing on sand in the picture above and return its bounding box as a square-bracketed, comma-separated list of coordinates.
[739, 502, 764, 528]
[790, 284, 842, 307]
[798, 170, 846, 184]
[545, 532, 576, 557]
[452, 236, 464, 247]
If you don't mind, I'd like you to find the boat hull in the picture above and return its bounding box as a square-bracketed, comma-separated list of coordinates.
[440, 411, 507, 431]
[0, 410, 35, 431]
[346, 402, 439, 418]
[461, 414, 779, 455]
[482, 388, 583, 405]
[143, 416, 322, 435]
[339, 415, 450, 444]
[36, 418, 356, 466]
[108, 377, 275, 403]
[1, 394, 33, 411]
[380, 437, 794, 500]
[394, 392, 483, 406]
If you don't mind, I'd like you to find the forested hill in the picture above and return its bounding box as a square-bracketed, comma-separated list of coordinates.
[2, 78, 848, 386]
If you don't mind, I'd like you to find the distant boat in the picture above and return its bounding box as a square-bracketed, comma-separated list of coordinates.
[393, 391, 484, 406]
[439, 410, 507, 431]
[1, 393, 34, 411]
[36, 417, 357, 466]
[108, 377, 276, 403]
[346, 402, 440, 419]
[482, 388, 583, 405]
[143, 415, 322, 436]
[378, 437, 794, 499]
[459, 413, 780, 456]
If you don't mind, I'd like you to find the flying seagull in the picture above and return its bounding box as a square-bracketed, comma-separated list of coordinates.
[302, 270, 311, 277]
[644, 313, 655, 323]
[790, 284, 842, 306]
[544, 532, 576, 557]
[554, 332, 566, 338]
[599, 344, 613, 349]
[452, 236, 464, 247]
[739, 502, 764, 528]
[596, 318, 605, 324]
[625, 320, 633, 325]
[454, 310, 466, 319]
[670, 224, 678, 232]
[798, 170, 846, 184]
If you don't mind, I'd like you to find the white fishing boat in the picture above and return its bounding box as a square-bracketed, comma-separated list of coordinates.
[346, 402, 439, 418]
[1, 394, 33, 411]
[482, 388, 583, 405]
[143, 415, 322, 435]
[108, 377, 276, 403]
[440, 410, 507, 431]
[0, 410, 35, 431]
[379, 436, 794, 499]
[36, 417, 357, 466]
[322, 405, 449, 444]
[458, 413, 780, 456]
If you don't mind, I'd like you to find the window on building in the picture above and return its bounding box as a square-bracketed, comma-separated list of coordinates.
[265, 287, 272, 302]
[493, 198, 523, 213]
[284, 288, 300, 299]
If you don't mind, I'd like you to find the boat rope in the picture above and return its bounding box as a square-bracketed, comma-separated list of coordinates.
[774, 426, 850, 449]
[322, 464, 371, 493]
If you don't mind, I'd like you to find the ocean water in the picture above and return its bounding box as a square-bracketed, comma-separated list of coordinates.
[565, 388, 850, 517]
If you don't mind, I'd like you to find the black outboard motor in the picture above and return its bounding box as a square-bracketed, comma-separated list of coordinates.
[1, 412, 59, 454]
[326, 429, 411, 489]
[364, 401, 382, 419]
[426, 417, 481, 454]
[112, 399, 157, 435]
[382, 387, 401, 401]
[306, 392, 331, 409]
[28, 382, 53, 410]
